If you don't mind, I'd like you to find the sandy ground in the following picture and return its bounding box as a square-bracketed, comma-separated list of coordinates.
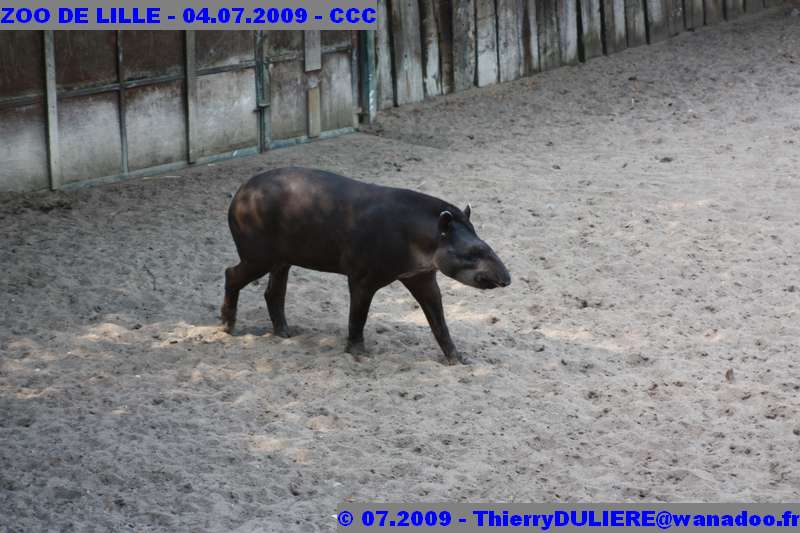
[2, 7, 800, 532]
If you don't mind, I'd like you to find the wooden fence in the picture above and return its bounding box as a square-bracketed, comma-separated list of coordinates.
[372, 0, 785, 109]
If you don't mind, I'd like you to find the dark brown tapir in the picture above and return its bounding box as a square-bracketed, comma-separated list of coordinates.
[221, 167, 511, 364]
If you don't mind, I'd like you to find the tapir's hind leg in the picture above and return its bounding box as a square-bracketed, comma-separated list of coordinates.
[221, 261, 267, 333]
[265, 265, 291, 338]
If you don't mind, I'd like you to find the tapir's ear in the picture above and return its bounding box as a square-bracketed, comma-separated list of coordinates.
[464, 203, 472, 221]
[438, 210, 454, 235]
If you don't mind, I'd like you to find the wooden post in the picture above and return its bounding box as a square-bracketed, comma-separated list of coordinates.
[524, 0, 541, 74]
[602, 0, 627, 54]
[475, 0, 498, 87]
[434, 0, 454, 94]
[580, 0, 604, 59]
[645, 0, 668, 42]
[625, 0, 647, 47]
[185, 31, 197, 163]
[744, 0, 763, 12]
[497, 0, 525, 82]
[376, 0, 395, 108]
[684, 0, 704, 29]
[559, 0, 579, 64]
[43, 31, 62, 190]
[704, 0, 723, 24]
[390, 0, 425, 104]
[420, 0, 442, 97]
[724, 0, 744, 19]
[452, 0, 476, 91]
[304, 31, 322, 136]
[359, 30, 377, 122]
[538, 0, 561, 70]
[665, 0, 684, 35]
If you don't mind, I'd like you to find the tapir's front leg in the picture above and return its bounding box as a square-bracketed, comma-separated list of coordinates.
[401, 271, 467, 365]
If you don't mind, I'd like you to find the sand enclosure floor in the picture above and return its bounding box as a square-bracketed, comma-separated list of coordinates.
[2, 8, 800, 531]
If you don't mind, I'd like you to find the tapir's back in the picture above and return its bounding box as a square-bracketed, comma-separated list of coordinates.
[228, 167, 407, 273]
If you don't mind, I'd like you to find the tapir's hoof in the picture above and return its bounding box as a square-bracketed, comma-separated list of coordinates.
[220, 307, 236, 334]
[346, 340, 368, 361]
[273, 325, 292, 339]
[445, 353, 471, 365]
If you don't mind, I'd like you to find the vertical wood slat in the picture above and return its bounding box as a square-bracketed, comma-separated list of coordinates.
[744, 0, 763, 12]
[602, 0, 628, 53]
[434, 0, 454, 94]
[359, 30, 377, 122]
[307, 84, 321, 137]
[538, 0, 562, 70]
[580, 0, 604, 60]
[665, 0, 684, 35]
[704, 0, 724, 24]
[625, 0, 647, 47]
[559, 0, 579, 64]
[376, 0, 395, 108]
[524, 0, 541, 74]
[43, 30, 62, 190]
[497, 0, 525, 82]
[304, 31, 322, 72]
[725, 0, 744, 18]
[452, 0, 476, 91]
[390, 0, 425, 105]
[184, 31, 197, 163]
[475, 0, 499, 87]
[645, 0, 668, 42]
[684, 0, 704, 29]
[420, 0, 442, 97]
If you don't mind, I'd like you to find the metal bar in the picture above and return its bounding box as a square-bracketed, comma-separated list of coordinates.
[43, 30, 62, 190]
[267, 126, 356, 150]
[116, 31, 129, 175]
[185, 31, 197, 164]
[0, 94, 42, 110]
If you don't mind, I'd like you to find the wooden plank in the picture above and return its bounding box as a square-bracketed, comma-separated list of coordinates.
[764, 0, 782, 6]
[390, 0, 425, 105]
[684, 0, 704, 29]
[43, 31, 62, 190]
[580, 0, 603, 60]
[307, 84, 321, 137]
[724, 0, 744, 18]
[359, 31, 377, 122]
[420, 0, 442, 97]
[602, 0, 627, 54]
[645, 0, 668, 42]
[538, 0, 561, 70]
[452, 0, 476, 91]
[434, 0, 454, 94]
[744, 0, 763, 13]
[523, 0, 540, 74]
[304, 31, 321, 72]
[375, 0, 394, 108]
[625, 0, 647, 47]
[559, 0, 579, 65]
[497, 0, 525, 82]
[475, 0, 498, 87]
[665, 0, 684, 35]
[320, 52, 354, 131]
[704, 0, 723, 24]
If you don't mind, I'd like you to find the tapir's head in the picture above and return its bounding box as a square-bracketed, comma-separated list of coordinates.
[433, 205, 511, 290]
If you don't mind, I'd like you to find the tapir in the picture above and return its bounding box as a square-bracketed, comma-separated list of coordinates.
[220, 167, 511, 364]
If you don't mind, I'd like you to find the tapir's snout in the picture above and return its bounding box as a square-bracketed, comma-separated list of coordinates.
[474, 257, 511, 289]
